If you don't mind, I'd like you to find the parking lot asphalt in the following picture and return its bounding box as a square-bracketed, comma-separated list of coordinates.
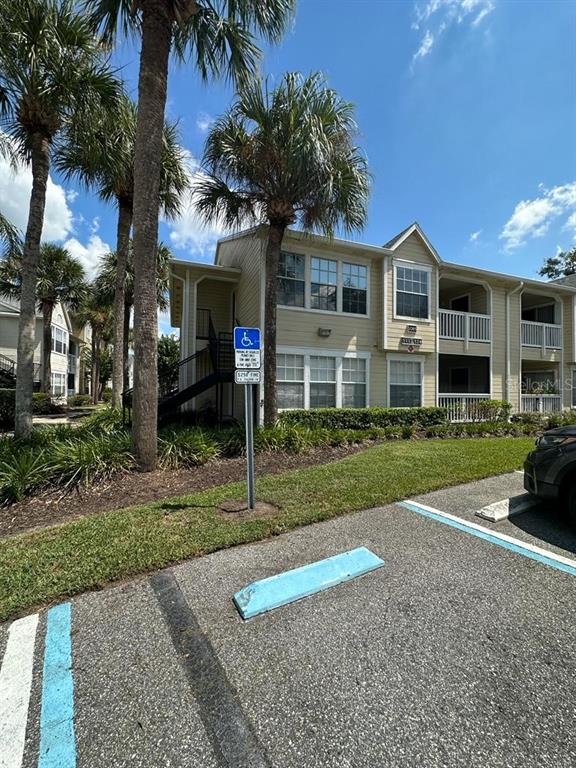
[2, 472, 576, 768]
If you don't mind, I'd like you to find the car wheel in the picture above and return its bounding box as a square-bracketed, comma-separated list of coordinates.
[568, 485, 576, 526]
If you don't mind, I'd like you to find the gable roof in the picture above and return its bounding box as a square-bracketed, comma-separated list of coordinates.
[382, 221, 441, 263]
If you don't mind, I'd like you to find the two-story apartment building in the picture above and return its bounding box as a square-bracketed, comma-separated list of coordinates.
[0, 297, 91, 399]
[168, 223, 576, 423]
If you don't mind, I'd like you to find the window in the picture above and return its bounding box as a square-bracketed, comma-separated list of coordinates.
[310, 355, 336, 407]
[51, 372, 66, 398]
[51, 326, 68, 355]
[343, 263, 368, 315]
[277, 251, 305, 307]
[277, 353, 305, 409]
[342, 358, 367, 407]
[389, 359, 422, 407]
[395, 265, 430, 319]
[310, 257, 337, 311]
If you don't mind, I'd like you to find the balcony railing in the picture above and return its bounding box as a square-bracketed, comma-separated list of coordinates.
[438, 393, 491, 422]
[439, 309, 491, 343]
[521, 394, 562, 413]
[521, 320, 562, 350]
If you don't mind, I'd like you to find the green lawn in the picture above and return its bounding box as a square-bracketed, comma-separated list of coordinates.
[0, 437, 533, 621]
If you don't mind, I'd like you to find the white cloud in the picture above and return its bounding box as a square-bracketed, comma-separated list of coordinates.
[499, 181, 576, 251]
[0, 154, 73, 241]
[469, 230, 482, 242]
[565, 211, 576, 234]
[411, 0, 495, 63]
[66, 189, 79, 203]
[166, 151, 231, 261]
[196, 112, 215, 134]
[90, 216, 100, 234]
[63, 234, 110, 278]
[414, 30, 435, 60]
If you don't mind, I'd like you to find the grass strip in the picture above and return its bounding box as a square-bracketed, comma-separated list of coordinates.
[0, 437, 533, 621]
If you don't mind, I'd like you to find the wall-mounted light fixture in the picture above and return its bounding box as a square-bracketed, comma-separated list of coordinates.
[318, 327, 332, 338]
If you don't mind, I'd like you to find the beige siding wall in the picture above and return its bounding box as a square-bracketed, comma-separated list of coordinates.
[218, 233, 263, 328]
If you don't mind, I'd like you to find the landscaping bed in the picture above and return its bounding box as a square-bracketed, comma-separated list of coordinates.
[0, 442, 366, 537]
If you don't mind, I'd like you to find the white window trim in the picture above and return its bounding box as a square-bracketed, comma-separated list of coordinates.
[277, 347, 371, 410]
[51, 371, 66, 398]
[387, 353, 424, 408]
[278, 252, 370, 319]
[393, 260, 432, 323]
[51, 324, 69, 356]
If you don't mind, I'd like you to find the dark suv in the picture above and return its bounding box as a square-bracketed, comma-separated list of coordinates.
[524, 426, 576, 518]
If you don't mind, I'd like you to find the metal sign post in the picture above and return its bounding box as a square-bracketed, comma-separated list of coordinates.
[233, 327, 261, 511]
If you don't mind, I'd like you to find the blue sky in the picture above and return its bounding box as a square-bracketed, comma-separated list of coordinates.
[1, 0, 574, 334]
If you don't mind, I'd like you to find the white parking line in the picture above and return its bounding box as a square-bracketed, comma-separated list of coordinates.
[0, 613, 39, 768]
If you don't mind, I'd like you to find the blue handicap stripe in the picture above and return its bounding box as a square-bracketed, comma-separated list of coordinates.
[234, 546, 385, 619]
[38, 603, 76, 768]
[399, 501, 576, 578]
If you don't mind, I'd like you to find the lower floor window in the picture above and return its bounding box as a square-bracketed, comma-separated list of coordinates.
[277, 351, 368, 410]
[51, 372, 66, 398]
[389, 358, 422, 408]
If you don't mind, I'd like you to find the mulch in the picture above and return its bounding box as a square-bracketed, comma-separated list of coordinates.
[0, 443, 368, 538]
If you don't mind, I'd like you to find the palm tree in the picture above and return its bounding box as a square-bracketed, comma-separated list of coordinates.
[0, 0, 118, 438]
[77, 288, 113, 404]
[94, 242, 171, 390]
[0, 212, 19, 253]
[195, 72, 370, 425]
[85, 0, 295, 470]
[56, 94, 188, 408]
[0, 243, 88, 393]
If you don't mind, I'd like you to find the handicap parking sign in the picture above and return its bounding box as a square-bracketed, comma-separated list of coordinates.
[234, 327, 261, 369]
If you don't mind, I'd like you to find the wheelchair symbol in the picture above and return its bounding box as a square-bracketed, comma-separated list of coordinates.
[241, 331, 254, 347]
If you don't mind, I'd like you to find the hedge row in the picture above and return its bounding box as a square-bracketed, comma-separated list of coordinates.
[279, 406, 448, 430]
[0, 389, 64, 428]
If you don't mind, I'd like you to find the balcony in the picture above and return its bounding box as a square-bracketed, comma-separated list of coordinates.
[439, 309, 491, 343]
[521, 321, 562, 350]
[438, 393, 491, 422]
[521, 394, 562, 413]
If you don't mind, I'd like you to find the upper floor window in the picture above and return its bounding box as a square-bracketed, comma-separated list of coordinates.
[343, 263, 368, 314]
[278, 251, 305, 307]
[277, 252, 369, 315]
[311, 257, 337, 311]
[395, 264, 430, 320]
[51, 326, 68, 355]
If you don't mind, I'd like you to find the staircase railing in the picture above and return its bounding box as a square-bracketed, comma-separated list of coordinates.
[0, 354, 15, 376]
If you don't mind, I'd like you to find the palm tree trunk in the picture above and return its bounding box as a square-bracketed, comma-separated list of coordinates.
[15, 133, 50, 439]
[41, 302, 54, 394]
[111, 200, 132, 409]
[91, 331, 100, 405]
[263, 222, 287, 427]
[131, 0, 172, 470]
[123, 299, 131, 391]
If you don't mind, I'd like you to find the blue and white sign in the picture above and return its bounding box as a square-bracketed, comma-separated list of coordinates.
[234, 326, 261, 369]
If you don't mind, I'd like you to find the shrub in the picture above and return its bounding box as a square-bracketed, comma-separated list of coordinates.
[76, 408, 124, 436]
[0, 448, 53, 503]
[469, 399, 512, 423]
[102, 387, 113, 404]
[51, 432, 133, 488]
[158, 428, 219, 469]
[0, 389, 15, 429]
[32, 392, 64, 415]
[67, 394, 92, 407]
[279, 406, 447, 431]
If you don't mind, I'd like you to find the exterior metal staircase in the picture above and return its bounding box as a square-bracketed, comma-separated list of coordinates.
[122, 314, 234, 424]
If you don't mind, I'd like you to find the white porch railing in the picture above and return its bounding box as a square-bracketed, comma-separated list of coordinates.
[439, 309, 491, 343]
[521, 395, 562, 413]
[438, 393, 491, 422]
[521, 320, 562, 350]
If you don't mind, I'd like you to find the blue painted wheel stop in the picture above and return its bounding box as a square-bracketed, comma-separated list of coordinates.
[233, 546, 385, 620]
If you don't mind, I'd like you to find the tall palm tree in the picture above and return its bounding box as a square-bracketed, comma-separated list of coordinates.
[0, 0, 118, 438]
[0, 243, 88, 393]
[85, 0, 295, 470]
[94, 242, 171, 390]
[195, 72, 370, 425]
[56, 94, 188, 408]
